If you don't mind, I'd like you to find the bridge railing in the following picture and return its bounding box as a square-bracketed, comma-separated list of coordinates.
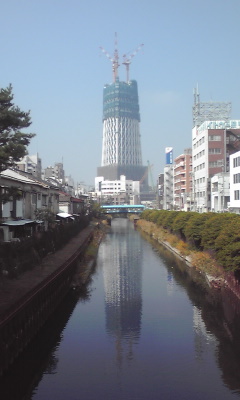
[101, 205, 145, 214]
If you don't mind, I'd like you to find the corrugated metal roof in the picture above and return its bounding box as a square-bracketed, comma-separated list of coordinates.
[57, 212, 73, 218]
[0, 169, 51, 188]
[1, 219, 36, 226]
[1, 169, 37, 184]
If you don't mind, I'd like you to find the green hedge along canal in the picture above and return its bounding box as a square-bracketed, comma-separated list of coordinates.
[1, 218, 240, 399]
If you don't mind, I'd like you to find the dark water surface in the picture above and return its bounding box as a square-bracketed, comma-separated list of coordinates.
[1, 218, 240, 399]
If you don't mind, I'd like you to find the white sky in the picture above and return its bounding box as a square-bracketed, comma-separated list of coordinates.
[1, 0, 240, 187]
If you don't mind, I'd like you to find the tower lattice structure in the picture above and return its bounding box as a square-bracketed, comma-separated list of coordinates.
[101, 79, 142, 167]
[98, 35, 147, 185]
[192, 86, 231, 128]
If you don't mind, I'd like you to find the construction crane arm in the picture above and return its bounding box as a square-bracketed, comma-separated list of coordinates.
[122, 43, 144, 82]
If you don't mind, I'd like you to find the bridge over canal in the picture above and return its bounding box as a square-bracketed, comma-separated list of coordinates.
[101, 204, 145, 214]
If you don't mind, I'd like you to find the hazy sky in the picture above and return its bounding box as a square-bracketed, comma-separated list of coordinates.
[1, 0, 240, 187]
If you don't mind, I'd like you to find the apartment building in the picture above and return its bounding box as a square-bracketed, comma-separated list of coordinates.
[95, 175, 140, 205]
[173, 148, 192, 211]
[192, 120, 240, 212]
[163, 147, 174, 210]
[16, 153, 42, 179]
[229, 150, 240, 213]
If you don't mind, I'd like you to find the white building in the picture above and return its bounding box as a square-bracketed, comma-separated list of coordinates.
[192, 120, 240, 212]
[229, 151, 240, 213]
[95, 175, 140, 205]
[211, 173, 230, 212]
[16, 153, 42, 179]
[43, 162, 65, 182]
[163, 147, 174, 210]
[163, 165, 174, 210]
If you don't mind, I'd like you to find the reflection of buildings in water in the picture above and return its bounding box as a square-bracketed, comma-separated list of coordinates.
[0, 293, 79, 399]
[196, 289, 240, 392]
[167, 272, 174, 295]
[102, 220, 143, 363]
[193, 305, 216, 361]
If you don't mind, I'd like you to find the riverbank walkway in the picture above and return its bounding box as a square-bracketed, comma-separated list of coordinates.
[0, 224, 95, 320]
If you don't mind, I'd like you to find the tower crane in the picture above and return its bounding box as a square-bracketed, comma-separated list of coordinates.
[139, 160, 154, 189]
[100, 32, 120, 83]
[147, 160, 156, 192]
[122, 43, 144, 82]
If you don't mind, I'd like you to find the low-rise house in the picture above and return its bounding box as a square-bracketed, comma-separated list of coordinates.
[59, 192, 86, 215]
[0, 169, 59, 241]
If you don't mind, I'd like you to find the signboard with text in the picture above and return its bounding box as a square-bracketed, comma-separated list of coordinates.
[165, 147, 173, 165]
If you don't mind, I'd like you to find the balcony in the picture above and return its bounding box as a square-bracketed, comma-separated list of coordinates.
[174, 170, 186, 177]
[174, 161, 185, 168]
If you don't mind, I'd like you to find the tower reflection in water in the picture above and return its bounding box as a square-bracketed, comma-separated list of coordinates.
[100, 218, 142, 364]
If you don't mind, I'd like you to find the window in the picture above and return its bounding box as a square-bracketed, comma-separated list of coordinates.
[209, 148, 221, 154]
[42, 195, 47, 206]
[32, 193, 37, 205]
[233, 156, 240, 168]
[234, 190, 240, 200]
[234, 173, 240, 183]
[209, 160, 223, 168]
[209, 135, 221, 141]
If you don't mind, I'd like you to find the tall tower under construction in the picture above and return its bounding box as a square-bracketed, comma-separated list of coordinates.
[97, 35, 148, 185]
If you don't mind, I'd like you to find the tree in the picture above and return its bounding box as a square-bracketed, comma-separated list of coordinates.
[35, 208, 56, 224]
[215, 219, 240, 271]
[201, 213, 238, 252]
[172, 211, 193, 240]
[183, 212, 210, 249]
[0, 84, 35, 172]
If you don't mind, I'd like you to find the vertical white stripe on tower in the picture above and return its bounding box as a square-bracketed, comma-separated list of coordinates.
[102, 116, 142, 167]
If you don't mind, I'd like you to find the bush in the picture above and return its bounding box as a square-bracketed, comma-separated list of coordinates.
[141, 209, 154, 222]
[161, 211, 178, 231]
[156, 210, 168, 227]
[175, 240, 190, 256]
[146, 210, 160, 224]
[215, 219, 240, 271]
[184, 213, 210, 249]
[191, 251, 220, 276]
[201, 213, 238, 251]
[172, 212, 193, 240]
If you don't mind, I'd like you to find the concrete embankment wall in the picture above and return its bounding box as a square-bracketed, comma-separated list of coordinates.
[136, 219, 240, 294]
[0, 225, 94, 376]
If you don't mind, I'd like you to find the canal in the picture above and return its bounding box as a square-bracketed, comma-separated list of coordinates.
[1, 218, 240, 399]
